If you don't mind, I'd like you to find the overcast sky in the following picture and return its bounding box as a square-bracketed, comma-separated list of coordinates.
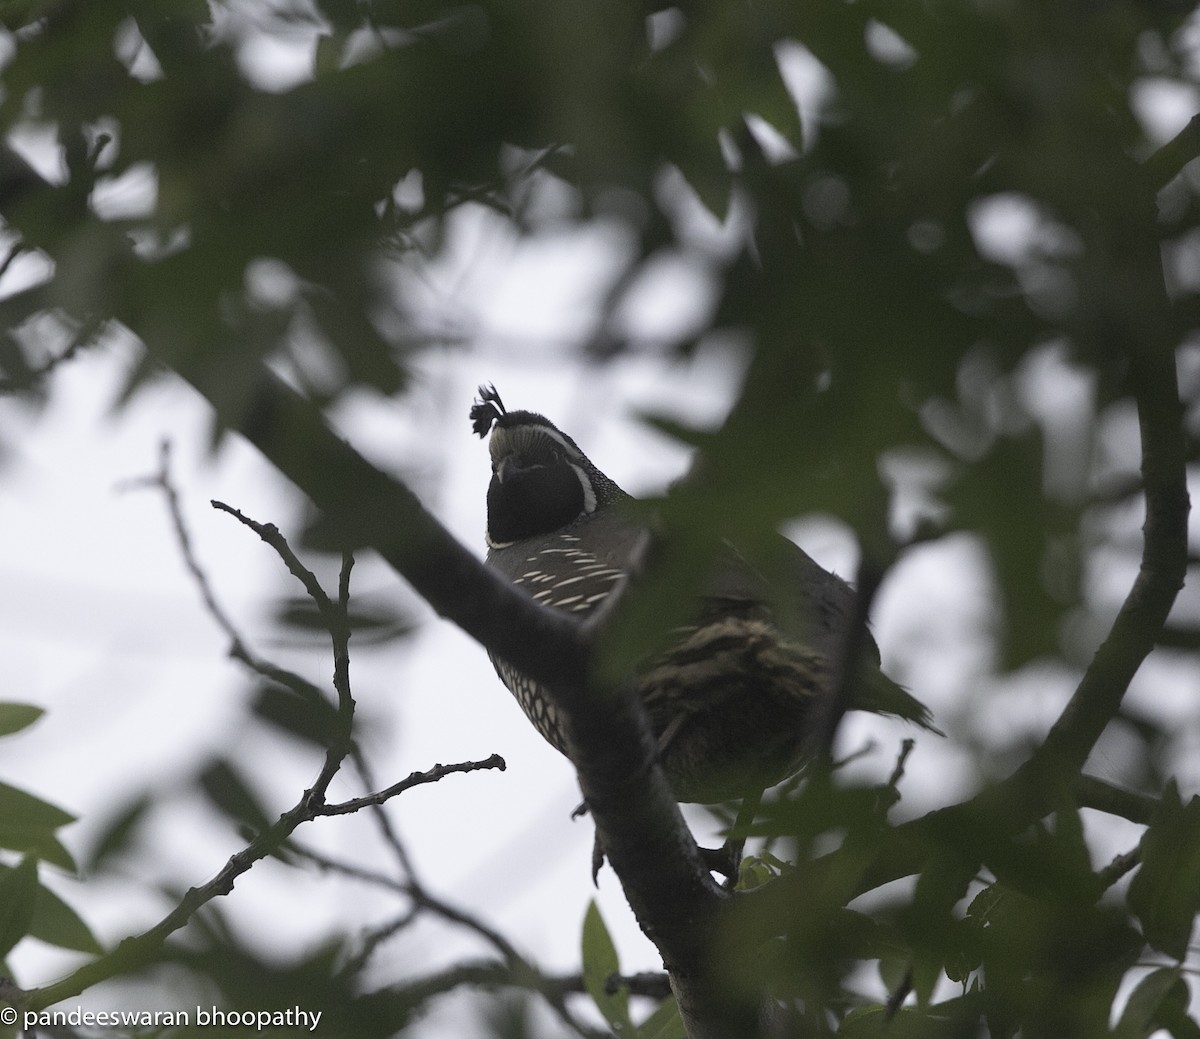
[3, 8, 1200, 1036]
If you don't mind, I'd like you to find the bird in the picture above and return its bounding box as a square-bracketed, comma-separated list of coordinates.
[469, 384, 937, 808]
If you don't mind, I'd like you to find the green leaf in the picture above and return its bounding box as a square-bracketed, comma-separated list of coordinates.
[0, 777, 79, 870]
[85, 795, 152, 873]
[30, 881, 101, 955]
[0, 856, 37, 960]
[1129, 782, 1200, 960]
[945, 428, 1077, 669]
[0, 829, 77, 873]
[252, 685, 342, 748]
[1113, 967, 1185, 1039]
[581, 900, 634, 1037]
[0, 781, 75, 830]
[898, 848, 977, 1005]
[1156, 975, 1200, 1039]
[838, 1004, 890, 1036]
[0, 703, 43, 738]
[735, 851, 793, 891]
[638, 995, 685, 1039]
[199, 759, 274, 836]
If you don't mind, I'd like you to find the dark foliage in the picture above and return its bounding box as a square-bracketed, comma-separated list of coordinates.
[0, 1, 1198, 1037]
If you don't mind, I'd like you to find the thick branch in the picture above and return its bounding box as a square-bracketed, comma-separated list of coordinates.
[191, 368, 733, 1030]
[738, 160, 1191, 934]
[0, 136, 732, 1025]
[996, 194, 1190, 815]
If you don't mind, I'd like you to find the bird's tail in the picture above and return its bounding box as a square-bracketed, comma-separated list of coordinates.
[854, 668, 943, 736]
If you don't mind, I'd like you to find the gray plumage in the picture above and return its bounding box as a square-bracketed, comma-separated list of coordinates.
[471, 385, 936, 804]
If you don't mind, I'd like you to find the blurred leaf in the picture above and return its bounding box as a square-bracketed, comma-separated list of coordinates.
[980, 808, 1101, 906]
[252, 684, 342, 748]
[582, 900, 634, 1036]
[1155, 975, 1200, 1039]
[735, 851, 793, 891]
[29, 881, 102, 955]
[0, 829, 77, 873]
[972, 884, 1140, 1037]
[85, 794, 153, 873]
[198, 760, 274, 837]
[898, 848, 977, 1005]
[0, 703, 43, 738]
[0, 856, 36, 960]
[638, 995, 685, 1039]
[747, 779, 887, 843]
[169, 927, 410, 1039]
[273, 594, 415, 643]
[1128, 781, 1200, 960]
[0, 781, 75, 830]
[481, 993, 538, 1039]
[0, 780, 78, 871]
[838, 1000, 985, 1038]
[945, 427, 1078, 669]
[1112, 967, 1186, 1039]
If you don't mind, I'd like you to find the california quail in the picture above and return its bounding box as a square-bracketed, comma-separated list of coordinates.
[470, 385, 936, 805]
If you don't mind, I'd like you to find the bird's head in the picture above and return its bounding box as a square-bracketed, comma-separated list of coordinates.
[470, 385, 625, 548]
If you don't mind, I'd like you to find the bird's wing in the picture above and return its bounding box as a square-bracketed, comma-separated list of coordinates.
[703, 535, 941, 732]
[701, 534, 875, 665]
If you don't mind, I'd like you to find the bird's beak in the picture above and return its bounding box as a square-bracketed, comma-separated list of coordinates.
[495, 455, 517, 483]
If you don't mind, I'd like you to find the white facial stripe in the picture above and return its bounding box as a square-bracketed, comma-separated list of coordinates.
[489, 423, 584, 464]
[570, 463, 596, 513]
[536, 426, 582, 458]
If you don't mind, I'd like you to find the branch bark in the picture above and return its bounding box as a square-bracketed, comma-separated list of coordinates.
[190, 367, 739, 1036]
[737, 151, 1192, 937]
[0, 142, 744, 1035]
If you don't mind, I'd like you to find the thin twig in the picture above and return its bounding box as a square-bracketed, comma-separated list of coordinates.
[1098, 847, 1141, 893]
[0, 311, 108, 393]
[378, 960, 610, 1038]
[350, 745, 419, 880]
[340, 750, 601, 1035]
[16, 466, 505, 1015]
[20, 752, 500, 1012]
[295, 824, 608, 1038]
[340, 908, 422, 978]
[210, 499, 338, 621]
[319, 756, 507, 816]
[121, 442, 329, 704]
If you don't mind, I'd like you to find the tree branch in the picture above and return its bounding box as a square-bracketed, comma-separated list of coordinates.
[155, 362, 731, 1026]
[16, 471, 506, 1013]
[736, 156, 1191, 939]
[1143, 112, 1200, 192]
[18, 754, 497, 1012]
[1073, 774, 1158, 827]
[319, 756, 507, 816]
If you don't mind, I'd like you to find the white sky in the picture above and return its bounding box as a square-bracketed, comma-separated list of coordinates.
[2, 9, 1200, 1037]
[0, 216, 983, 1035]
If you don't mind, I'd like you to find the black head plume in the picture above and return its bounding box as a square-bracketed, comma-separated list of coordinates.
[470, 384, 506, 438]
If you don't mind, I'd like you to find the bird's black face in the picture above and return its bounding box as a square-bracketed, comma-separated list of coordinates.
[484, 421, 597, 547]
[471, 385, 622, 548]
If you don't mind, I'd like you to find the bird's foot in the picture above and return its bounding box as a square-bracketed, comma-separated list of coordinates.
[591, 831, 606, 886]
[699, 836, 746, 889]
